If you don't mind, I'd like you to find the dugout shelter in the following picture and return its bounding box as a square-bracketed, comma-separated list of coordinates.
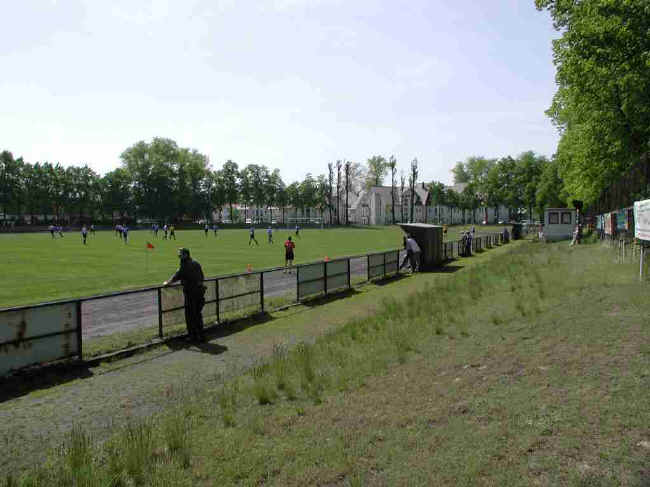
[398, 223, 443, 270]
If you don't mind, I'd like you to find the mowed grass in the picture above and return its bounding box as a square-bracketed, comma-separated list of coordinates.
[6, 240, 649, 486]
[1, 226, 403, 307]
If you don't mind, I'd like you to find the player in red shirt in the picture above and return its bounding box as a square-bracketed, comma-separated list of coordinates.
[284, 236, 295, 273]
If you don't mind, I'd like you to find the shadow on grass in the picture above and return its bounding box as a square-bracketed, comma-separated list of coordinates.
[371, 273, 410, 286]
[431, 264, 463, 273]
[0, 362, 94, 404]
[166, 337, 229, 355]
[204, 311, 275, 341]
[300, 288, 361, 307]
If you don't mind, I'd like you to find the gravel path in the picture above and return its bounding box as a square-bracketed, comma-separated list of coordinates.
[1, 317, 320, 474]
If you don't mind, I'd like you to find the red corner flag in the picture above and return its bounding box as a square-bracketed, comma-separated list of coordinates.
[146, 242, 154, 249]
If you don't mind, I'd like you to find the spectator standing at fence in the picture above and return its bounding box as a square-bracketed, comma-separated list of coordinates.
[81, 225, 88, 245]
[464, 231, 472, 256]
[163, 248, 206, 342]
[249, 226, 259, 246]
[407, 235, 421, 272]
[267, 226, 273, 244]
[284, 236, 295, 273]
[170, 224, 176, 240]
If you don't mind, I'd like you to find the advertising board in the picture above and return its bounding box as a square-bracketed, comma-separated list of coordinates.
[616, 209, 628, 231]
[604, 213, 613, 235]
[634, 199, 650, 241]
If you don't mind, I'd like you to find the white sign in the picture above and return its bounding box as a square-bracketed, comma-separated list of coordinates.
[634, 199, 650, 241]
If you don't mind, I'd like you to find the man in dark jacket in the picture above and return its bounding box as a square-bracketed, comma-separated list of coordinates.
[163, 248, 206, 341]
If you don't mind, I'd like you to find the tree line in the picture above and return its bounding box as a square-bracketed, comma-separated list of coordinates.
[535, 0, 650, 209]
[1, 138, 564, 226]
[433, 151, 564, 223]
[0, 138, 385, 225]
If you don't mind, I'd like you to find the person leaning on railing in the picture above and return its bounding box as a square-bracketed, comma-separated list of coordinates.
[163, 248, 207, 342]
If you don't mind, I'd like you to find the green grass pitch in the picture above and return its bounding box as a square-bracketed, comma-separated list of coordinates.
[2, 226, 405, 307]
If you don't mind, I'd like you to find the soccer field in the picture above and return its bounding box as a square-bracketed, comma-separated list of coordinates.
[2, 226, 404, 307]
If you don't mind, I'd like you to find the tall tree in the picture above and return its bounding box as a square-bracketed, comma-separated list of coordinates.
[535, 159, 567, 217]
[399, 171, 406, 223]
[388, 156, 397, 224]
[221, 160, 240, 223]
[408, 158, 419, 222]
[451, 161, 470, 184]
[0, 151, 23, 222]
[316, 174, 328, 222]
[366, 155, 388, 188]
[428, 181, 446, 224]
[344, 161, 351, 225]
[536, 0, 650, 206]
[515, 151, 546, 221]
[327, 163, 334, 226]
[336, 160, 342, 225]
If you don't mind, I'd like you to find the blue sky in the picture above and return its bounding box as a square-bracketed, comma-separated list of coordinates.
[1, 0, 559, 185]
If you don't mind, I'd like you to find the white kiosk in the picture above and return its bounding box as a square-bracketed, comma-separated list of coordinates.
[543, 208, 577, 241]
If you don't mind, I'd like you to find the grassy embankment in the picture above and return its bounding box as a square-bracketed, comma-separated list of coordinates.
[4, 238, 649, 486]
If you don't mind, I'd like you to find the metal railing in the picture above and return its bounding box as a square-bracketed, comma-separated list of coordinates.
[442, 232, 508, 260]
[1, 231, 512, 375]
[0, 247, 405, 375]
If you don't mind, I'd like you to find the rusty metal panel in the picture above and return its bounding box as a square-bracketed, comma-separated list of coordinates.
[0, 302, 79, 376]
[0, 303, 77, 343]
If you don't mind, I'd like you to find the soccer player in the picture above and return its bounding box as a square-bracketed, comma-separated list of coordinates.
[267, 226, 273, 244]
[212, 223, 218, 237]
[295, 224, 301, 238]
[123, 225, 129, 244]
[81, 225, 88, 245]
[284, 236, 295, 273]
[58, 225, 64, 238]
[153, 223, 159, 238]
[169, 224, 176, 240]
[90, 224, 95, 236]
[204, 224, 209, 238]
[249, 226, 259, 246]
[163, 248, 206, 342]
[163, 224, 168, 240]
[49, 224, 55, 239]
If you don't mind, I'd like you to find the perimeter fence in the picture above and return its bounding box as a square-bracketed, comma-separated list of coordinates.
[0, 231, 511, 375]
